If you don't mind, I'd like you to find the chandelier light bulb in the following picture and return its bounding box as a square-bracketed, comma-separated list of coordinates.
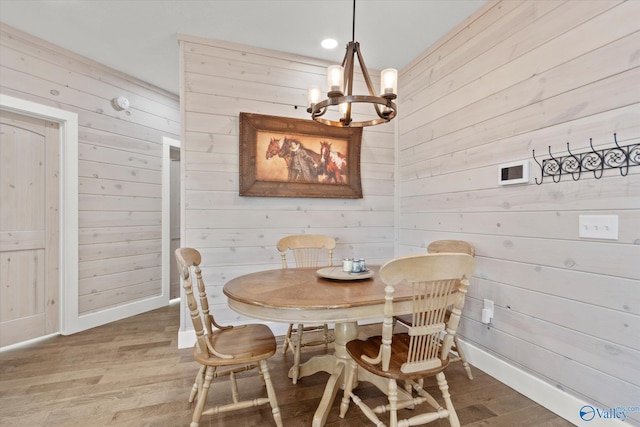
[307, 86, 322, 108]
[380, 68, 398, 97]
[339, 102, 349, 118]
[327, 65, 344, 95]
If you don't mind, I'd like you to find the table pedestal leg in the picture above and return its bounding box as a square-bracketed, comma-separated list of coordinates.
[289, 354, 336, 381]
[307, 321, 414, 426]
[311, 321, 358, 427]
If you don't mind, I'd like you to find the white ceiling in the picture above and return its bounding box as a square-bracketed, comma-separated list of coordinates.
[0, 0, 486, 95]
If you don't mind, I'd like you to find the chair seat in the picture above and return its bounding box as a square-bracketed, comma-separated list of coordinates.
[193, 324, 277, 366]
[346, 333, 450, 381]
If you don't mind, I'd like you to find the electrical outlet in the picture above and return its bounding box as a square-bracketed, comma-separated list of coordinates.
[482, 299, 494, 324]
[484, 299, 494, 310]
[579, 215, 619, 240]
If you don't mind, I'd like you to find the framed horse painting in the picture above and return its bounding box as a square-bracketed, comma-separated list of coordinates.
[239, 112, 363, 198]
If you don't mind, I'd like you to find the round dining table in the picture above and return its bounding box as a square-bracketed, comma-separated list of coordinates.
[223, 266, 414, 427]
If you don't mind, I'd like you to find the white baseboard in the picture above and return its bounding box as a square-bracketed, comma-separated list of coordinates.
[458, 340, 632, 426]
[178, 329, 194, 349]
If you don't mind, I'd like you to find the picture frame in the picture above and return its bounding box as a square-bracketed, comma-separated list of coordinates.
[239, 112, 363, 198]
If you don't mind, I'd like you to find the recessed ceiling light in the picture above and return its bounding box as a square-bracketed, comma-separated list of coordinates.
[321, 38, 338, 49]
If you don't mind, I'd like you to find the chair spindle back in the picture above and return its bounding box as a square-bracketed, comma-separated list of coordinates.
[175, 248, 232, 359]
[427, 240, 475, 257]
[277, 234, 336, 268]
[378, 253, 475, 374]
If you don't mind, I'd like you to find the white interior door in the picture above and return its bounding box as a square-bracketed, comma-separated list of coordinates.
[0, 110, 59, 347]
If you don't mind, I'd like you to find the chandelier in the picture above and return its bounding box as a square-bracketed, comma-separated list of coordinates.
[307, 0, 398, 128]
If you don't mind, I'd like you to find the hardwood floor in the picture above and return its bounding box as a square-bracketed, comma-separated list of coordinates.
[0, 303, 573, 427]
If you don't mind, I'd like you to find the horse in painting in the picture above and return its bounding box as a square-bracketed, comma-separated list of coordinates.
[319, 141, 347, 183]
[265, 137, 291, 165]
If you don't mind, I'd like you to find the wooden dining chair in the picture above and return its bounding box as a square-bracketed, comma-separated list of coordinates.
[175, 248, 283, 427]
[339, 253, 475, 427]
[277, 234, 336, 384]
[394, 239, 476, 380]
[427, 239, 475, 258]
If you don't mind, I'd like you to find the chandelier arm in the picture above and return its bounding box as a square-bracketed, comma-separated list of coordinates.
[353, 42, 388, 119]
[341, 42, 352, 69]
[344, 48, 355, 96]
[309, 104, 328, 119]
[353, 43, 378, 98]
[342, 42, 358, 125]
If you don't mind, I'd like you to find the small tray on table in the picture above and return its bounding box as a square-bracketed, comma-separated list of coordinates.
[316, 266, 374, 281]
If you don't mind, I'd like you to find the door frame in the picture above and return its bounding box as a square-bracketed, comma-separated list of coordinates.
[162, 136, 180, 303]
[0, 94, 79, 336]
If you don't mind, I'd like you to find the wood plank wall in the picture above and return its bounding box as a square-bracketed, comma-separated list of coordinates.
[179, 35, 396, 327]
[397, 0, 640, 420]
[0, 25, 180, 317]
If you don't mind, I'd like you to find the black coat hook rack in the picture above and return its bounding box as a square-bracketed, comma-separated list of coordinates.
[532, 133, 639, 184]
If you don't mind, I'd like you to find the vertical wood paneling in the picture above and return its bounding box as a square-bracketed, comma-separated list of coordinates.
[0, 24, 180, 321]
[398, 0, 640, 421]
[179, 35, 395, 328]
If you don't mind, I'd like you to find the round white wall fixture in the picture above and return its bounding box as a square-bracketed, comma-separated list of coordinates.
[111, 96, 130, 111]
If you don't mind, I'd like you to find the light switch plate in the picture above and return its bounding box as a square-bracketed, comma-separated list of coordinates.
[578, 215, 619, 240]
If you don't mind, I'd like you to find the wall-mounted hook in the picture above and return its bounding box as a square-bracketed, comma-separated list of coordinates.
[547, 146, 562, 183]
[611, 133, 630, 177]
[565, 142, 581, 181]
[532, 149, 544, 185]
[587, 138, 604, 179]
[531, 133, 638, 184]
